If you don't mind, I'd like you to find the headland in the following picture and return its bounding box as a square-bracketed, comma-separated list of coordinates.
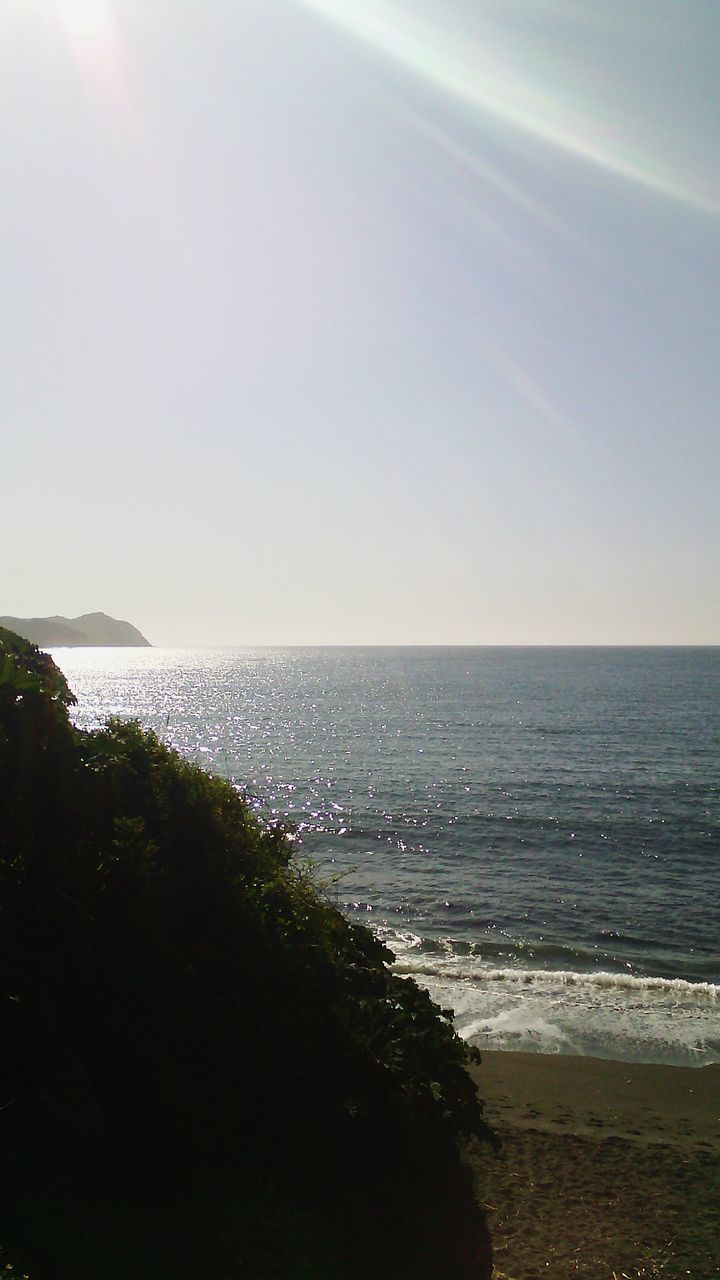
[0, 612, 150, 647]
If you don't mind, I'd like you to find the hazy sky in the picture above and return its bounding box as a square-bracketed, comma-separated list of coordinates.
[3, 0, 719, 644]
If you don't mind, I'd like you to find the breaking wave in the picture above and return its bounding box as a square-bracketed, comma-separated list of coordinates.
[380, 928, 720, 1066]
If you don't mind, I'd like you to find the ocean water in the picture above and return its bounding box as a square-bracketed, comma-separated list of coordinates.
[55, 646, 719, 1068]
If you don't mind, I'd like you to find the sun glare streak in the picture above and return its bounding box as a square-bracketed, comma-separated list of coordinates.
[54, 0, 118, 53]
[52, 0, 137, 130]
[395, 103, 589, 254]
[485, 339, 576, 448]
[297, 0, 719, 216]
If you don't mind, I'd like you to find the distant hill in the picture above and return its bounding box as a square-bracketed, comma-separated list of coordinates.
[0, 612, 151, 648]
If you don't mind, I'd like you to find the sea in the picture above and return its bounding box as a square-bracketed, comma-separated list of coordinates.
[54, 645, 719, 1069]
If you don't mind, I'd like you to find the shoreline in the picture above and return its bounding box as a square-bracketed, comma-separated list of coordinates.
[465, 1050, 720, 1279]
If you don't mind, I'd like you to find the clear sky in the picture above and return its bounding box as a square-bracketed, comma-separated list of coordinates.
[2, 0, 719, 644]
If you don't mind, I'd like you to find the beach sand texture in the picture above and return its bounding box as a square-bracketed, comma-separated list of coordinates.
[466, 1052, 720, 1279]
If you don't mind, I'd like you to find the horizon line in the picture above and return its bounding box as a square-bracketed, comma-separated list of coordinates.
[53, 641, 720, 650]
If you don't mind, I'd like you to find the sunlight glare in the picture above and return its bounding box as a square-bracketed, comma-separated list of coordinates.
[296, 0, 719, 216]
[54, 0, 117, 52]
[51, 0, 136, 128]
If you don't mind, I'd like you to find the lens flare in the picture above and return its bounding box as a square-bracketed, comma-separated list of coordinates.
[296, 0, 719, 216]
[54, 0, 118, 52]
[52, 0, 136, 129]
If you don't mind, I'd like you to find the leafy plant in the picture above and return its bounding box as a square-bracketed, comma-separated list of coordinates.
[0, 630, 494, 1279]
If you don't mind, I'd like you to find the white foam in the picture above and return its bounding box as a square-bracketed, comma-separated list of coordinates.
[385, 936, 720, 1066]
[393, 960, 719, 1002]
[463, 1007, 575, 1053]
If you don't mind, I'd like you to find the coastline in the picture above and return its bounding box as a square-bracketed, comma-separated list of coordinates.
[466, 1051, 720, 1279]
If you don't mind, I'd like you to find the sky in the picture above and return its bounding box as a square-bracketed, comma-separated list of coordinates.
[2, 0, 719, 645]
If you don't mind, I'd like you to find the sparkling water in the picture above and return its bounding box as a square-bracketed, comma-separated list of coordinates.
[56, 645, 720, 1066]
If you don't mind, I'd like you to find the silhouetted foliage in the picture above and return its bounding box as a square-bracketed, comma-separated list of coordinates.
[0, 628, 495, 1279]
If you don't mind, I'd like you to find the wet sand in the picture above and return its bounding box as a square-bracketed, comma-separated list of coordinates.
[465, 1051, 720, 1280]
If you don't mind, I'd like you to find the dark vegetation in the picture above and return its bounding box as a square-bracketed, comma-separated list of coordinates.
[0, 628, 495, 1279]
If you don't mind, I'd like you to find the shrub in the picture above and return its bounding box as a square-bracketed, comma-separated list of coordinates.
[0, 629, 494, 1279]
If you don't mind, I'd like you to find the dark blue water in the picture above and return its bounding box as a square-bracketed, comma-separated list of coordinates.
[58, 646, 720, 1065]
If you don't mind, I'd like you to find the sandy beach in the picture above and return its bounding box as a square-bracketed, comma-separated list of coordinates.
[465, 1051, 720, 1280]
